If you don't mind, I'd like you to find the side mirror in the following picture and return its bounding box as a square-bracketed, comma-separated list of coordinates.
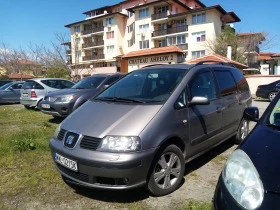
[243, 106, 259, 122]
[188, 96, 210, 106]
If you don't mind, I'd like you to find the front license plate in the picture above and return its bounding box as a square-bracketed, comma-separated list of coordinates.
[41, 103, 50, 109]
[55, 153, 78, 172]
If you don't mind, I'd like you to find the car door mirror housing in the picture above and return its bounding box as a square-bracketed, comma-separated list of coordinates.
[243, 106, 259, 122]
[188, 96, 210, 106]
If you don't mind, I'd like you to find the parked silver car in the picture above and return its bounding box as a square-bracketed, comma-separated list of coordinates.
[20, 78, 75, 109]
[50, 62, 252, 196]
[0, 81, 24, 104]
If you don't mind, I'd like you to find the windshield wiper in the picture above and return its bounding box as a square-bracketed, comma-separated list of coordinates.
[95, 97, 145, 103]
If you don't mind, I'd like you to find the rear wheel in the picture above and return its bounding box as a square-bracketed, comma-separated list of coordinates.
[147, 145, 185, 196]
[268, 92, 277, 102]
[234, 118, 249, 144]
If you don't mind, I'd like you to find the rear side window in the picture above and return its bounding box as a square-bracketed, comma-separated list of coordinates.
[22, 81, 44, 89]
[41, 80, 62, 88]
[214, 70, 237, 96]
[59, 80, 74, 89]
[231, 68, 249, 93]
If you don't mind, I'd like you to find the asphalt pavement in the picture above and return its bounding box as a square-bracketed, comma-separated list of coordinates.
[250, 99, 270, 130]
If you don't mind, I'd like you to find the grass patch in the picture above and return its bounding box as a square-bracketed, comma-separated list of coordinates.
[178, 200, 212, 210]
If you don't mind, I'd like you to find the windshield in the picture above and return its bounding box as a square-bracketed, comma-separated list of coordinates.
[95, 68, 185, 103]
[268, 98, 280, 127]
[0, 82, 13, 90]
[72, 76, 106, 89]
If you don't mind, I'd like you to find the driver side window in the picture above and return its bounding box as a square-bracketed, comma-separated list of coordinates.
[190, 71, 217, 100]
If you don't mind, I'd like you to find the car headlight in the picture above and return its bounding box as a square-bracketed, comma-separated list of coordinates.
[97, 136, 141, 152]
[53, 124, 61, 139]
[55, 95, 75, 103]
[222, 149, 264, 210]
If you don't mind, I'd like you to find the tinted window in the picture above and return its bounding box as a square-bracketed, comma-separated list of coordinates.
[268, 98, 280, 125]
[0, 82, 13, 90]
[214, 70, 237, 96]
[11, 83, 23, 89]
[59, 80, 74, 89]
[22, 81, 44, 89]
[231, 68, 249, 93]
[103, 76, 121, 86]
[190, 71, 217, 100]
[72, 76, 106, 89]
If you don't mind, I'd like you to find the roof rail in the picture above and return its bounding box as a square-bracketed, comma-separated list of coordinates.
[194, 60, 236, 68]
[141, 64, 166, 68]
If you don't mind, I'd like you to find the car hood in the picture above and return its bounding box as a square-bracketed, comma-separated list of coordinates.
[241, 125, 280, 194]
[61, 100, 162, 137]
[46, 88, 99, 97]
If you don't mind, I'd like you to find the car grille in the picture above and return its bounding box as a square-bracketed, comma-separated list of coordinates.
[56, 163, 89, 182]
[80, 136, 101, 151]
[57, 129, 67, 141]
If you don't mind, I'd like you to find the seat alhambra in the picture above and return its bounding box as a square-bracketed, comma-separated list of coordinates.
[50, 62, 252, 196]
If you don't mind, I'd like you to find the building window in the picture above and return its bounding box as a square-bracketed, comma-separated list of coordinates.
[139, 8, 149, 18]
[106, 17, 114, 26]
[156, 6, 168, 14]
[158, 40, 167, 47]
[192, 50, 205, 59]
[168, 35, 186, 45]
[139, 40, 149, 49]
[106, 31, 114, 39]
[128, 22, 135, 33]
[192, 32, 206, 42]
[139, 24, 149, 33]
[192, 13, 206, 24]
[128, 11, 134, 17]
[74, 26, 80, 33]
[128, 37, 135, 47]
[176, 19, 187, 27]
[106, 45, 114, 53]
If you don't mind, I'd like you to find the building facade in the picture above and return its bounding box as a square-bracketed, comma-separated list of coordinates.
[258, 52, 280, 75]
[64, 0, 240, 78]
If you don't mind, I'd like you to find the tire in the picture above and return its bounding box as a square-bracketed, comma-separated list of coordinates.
[234, 118, 249, 144]
[268, 92, 278, 102]
[147, 144, 185, 196]
[24, 105, 33, 109]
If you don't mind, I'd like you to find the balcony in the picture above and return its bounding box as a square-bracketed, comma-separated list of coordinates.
[66, 50, 71, 55]
[177, 43, 188, 50]
[151, 12, 168, 21]
[82, 40, 104, 48]
[152, 25, 188, 37]
[82, 54, 105, 61]
[82, 26, 104, 35]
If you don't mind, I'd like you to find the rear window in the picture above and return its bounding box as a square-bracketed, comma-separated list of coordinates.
[231, 68, 249, 93]
[22, 80, 44, 89]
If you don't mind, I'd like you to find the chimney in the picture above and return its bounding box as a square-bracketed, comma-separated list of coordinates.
[227, 45, 232, 60]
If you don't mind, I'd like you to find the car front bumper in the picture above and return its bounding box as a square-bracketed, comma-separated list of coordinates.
[50, 137, 156, 190]
[20, 98, 40, 107]
[40, 101, 74, 117]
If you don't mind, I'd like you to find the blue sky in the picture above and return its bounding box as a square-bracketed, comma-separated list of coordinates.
[0, 0, 279, 52]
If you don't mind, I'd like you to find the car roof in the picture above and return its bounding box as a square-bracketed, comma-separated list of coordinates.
[27, 78, 71, 81]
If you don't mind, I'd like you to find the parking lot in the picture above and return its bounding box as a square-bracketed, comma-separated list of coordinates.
[0, 99, 270, 210]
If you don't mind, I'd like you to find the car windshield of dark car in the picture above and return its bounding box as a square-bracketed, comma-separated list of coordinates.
[72, 76, 106, 89]
[268, 98, 280, 128]
[0, 82, 13, 90]
[95, 68, 185, 103]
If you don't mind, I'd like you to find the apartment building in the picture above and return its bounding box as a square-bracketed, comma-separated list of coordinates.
[64, 0, 240, 78]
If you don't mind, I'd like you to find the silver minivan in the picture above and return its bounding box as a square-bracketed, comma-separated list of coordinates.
[20, 78, 75, 109]
[50, 63, 252, 196]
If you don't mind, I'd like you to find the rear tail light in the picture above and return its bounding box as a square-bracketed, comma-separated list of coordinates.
[31, 91, 37, 98]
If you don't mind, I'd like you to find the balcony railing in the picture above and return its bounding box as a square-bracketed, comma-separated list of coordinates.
[82, 54, 105, 61]
[152, 25, 188, 37]
[177, 43, 188, 50]
[82, 40, 104, 48]
[82, 26, 104, 35]
[151, 12, 168, 21]
[66, 50, 71, 54]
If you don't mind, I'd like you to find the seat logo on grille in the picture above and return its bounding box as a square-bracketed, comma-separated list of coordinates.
[65, 135, 75, 145]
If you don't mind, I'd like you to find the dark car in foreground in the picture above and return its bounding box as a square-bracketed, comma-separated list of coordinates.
[213, 95, 280, 209]
[0, 81, 25, 104]
[0, 80, 13, 87]
[50, 62, 252, 196]
[40, 73, 124, 118]
[256, 80, 280, 101]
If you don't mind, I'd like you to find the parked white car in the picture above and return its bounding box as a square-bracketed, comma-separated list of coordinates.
[20, 78, 75, 109]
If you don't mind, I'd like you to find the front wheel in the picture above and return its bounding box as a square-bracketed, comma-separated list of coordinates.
[268, 92, 278, 102]
[147, 144, 185, 196]
[234, 118, 249, 144]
